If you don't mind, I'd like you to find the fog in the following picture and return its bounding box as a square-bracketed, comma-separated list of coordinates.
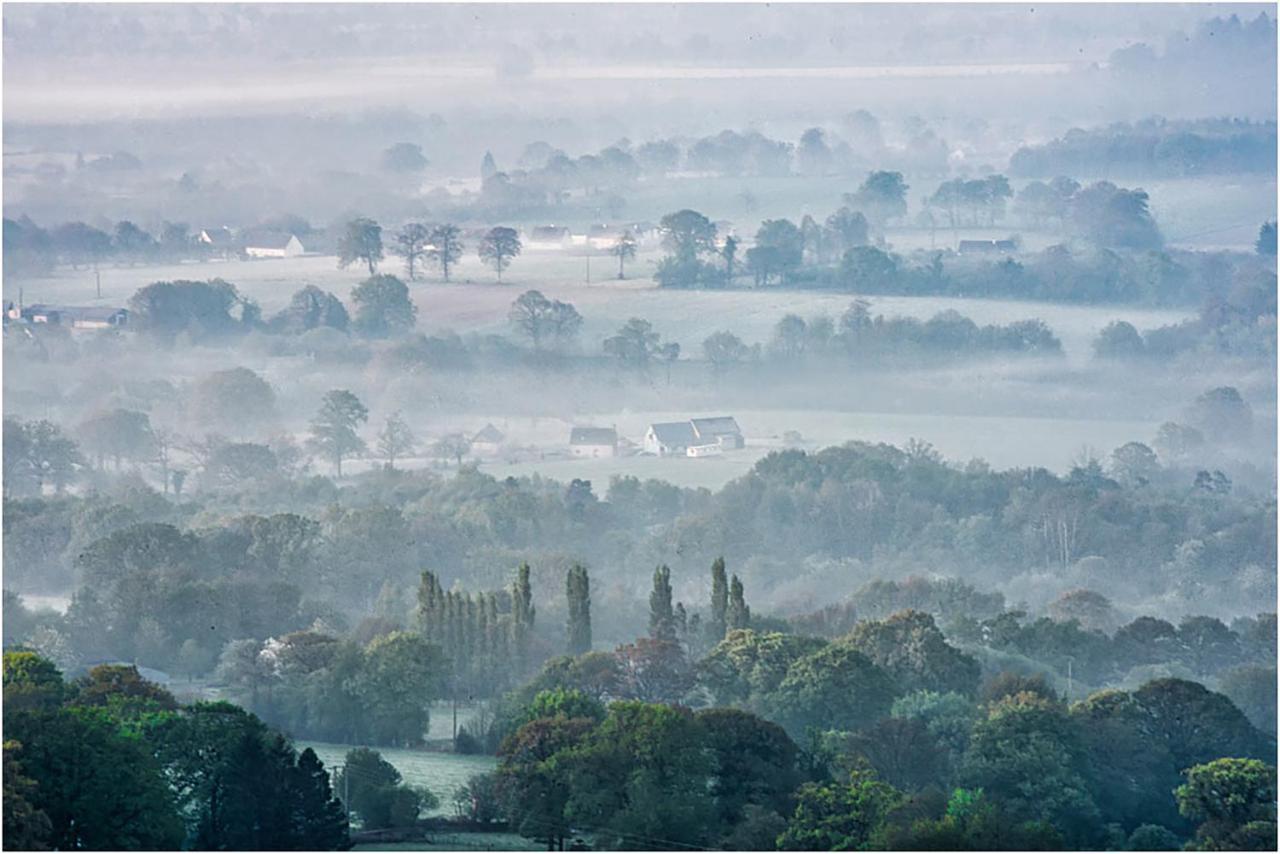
[3, 6, 1277, 850]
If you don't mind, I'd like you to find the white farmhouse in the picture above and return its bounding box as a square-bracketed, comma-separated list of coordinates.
[471, 423, 506, 455]
[569, 426, 617, 458]
[644, 421, 698, 456]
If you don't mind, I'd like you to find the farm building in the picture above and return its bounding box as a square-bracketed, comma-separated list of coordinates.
[587, 224, 626, 250]
[644, 421, 698, 456]
[525, 225, 572, 250]
[243, 231, 306, 258]
[686, 443, 724, 458]
[20, 304, 129, 330]
[958, 239, 1018, 256]
[691, 416, 744, 449]
[472, 423, 506, 454]
[570, 426, 617, 458]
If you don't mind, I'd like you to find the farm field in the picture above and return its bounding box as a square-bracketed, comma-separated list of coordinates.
[9, 250, 1192, 363]
[353, 834, 541, 852]
[302, 739, 496, 818]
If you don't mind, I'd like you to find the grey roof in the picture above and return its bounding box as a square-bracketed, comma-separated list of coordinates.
[472, 423, 505, 443]
[958, 239, 1015, 253]
[242, 230, 300, 250]
[648, 421, 697, 446]
[571, 427, 617, 446]
[530, 225, 569, 239]
[691, 416, 741, 438]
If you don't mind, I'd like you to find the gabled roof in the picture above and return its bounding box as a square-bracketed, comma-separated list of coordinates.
[571, 427, 617, 446]
[691, 416, 741, 438]
[472, 423, 505, 443]
[199, 227, 235, 246]
[648, 421, 697, 446]
[242, 230, 300, 250]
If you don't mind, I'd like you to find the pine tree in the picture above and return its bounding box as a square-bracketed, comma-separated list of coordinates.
[727, 574, 750, 631]
[566, 564, 592, 655]
[290, 747, 349, 849]
[710, 557, 729, 641]
[649, 565, 676, 642]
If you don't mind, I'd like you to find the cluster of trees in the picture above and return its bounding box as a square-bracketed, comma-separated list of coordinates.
[1010, 118, 1277, 179]
[5, 420, 1272, 681]
[2, 216, 279, 278]
[1094, 272, 1277, 362]
[3, 652, 349, 850]
[468, 603, 1275, 850]
[337, 217, 520, 282]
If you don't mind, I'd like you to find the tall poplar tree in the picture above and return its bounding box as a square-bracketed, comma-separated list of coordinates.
[649, 565, 676, 642]
[566, 564, 592, 656]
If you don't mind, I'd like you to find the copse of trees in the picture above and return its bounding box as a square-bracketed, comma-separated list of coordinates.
[3, 652, 350, 850]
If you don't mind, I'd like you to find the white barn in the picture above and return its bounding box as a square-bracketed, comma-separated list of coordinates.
[570, 426, 617, 458]
[244, 231, 305, 259]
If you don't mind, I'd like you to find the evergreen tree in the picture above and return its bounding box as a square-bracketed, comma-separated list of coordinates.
[727, 574, 751, 631]
[290, 748, 349, 849]
[650, 565, 676, 642]
[566, 564, 592, 656]
[710, 557, 729, 641]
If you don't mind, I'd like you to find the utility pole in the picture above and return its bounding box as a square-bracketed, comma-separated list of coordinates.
[585, 244, 591, 284]
[95, 266, 101, 299]
[1066, 658, 1073, 702]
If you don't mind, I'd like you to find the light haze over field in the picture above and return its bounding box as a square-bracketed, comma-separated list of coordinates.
[2, 6, 1277, 851]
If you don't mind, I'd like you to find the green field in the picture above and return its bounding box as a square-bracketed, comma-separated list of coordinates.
[353, 834, 541, 852]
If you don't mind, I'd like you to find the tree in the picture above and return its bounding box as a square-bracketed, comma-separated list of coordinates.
[771, 642, 898, 735]
[1110, 442, 1160, 487]
[478, 226, 522, 281]
[358, 632, 447, 746]
[960, 693, 1101, 846]
[839, 246, 898, 291]
[697, 707, 802, 844]
[394, 222, 431, 281]
[660, 209, 717, 262]
[603, 317, 664, 373]
[508, 290, 583, 352]
[189, 367, 277, 437]
[511, 563, 536, 672]
[1187, 386, 1253, 444]
[128, 278, 249, 342]
[1256, 221, 1277, 257]
[291, 748, 350, 849]
[77, 408, 153, 470]
[381, 142, 428, 173]
[351, 274, 417, 338]
[611, 230, 638, 279]
[336, 747, 431, 830]
[432, 434, 471, 466]
[702, 331, 751, 378]
[376, 412, 416, 469]
[748, 219, 804, 285]
[1068, 181, 1162, 250]
[847, 171, 909, 227]
[845, 610, 980, 696]
[3, 740, 52, 850]
[566, 564, 592, 656]
[427, 224, 463, 282]
[709, 557, 729, 641]
[778, 770, 903, 851]
[825, 207, 870, 254]
[1094, 320, 1146, 359]
[114, 220, 156, 262]
[1176, 758, 1277, 851]
[337, 217, 383, 275]
[309, 390, 369, 477]
[6, 705, 184, 850]
[271, 286, 350, 334]
[721, 235, 739, 285]
[727, 574, 750, 631]
[648, 565, 676, 642]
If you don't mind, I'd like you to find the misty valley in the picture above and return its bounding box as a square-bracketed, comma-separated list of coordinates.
[2, 4, 1277, 853]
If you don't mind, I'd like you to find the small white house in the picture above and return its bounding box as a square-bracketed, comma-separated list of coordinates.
[686, 443, 723, 458]
[691, 416, 744, 449]
[243, 231, 305, 259]
[22, 304, 129, 330]
[525, 225, 572, 251]
[570, 426, 617, 458]
[644, 421, 698, 456]
[472, 423, 506, 455]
